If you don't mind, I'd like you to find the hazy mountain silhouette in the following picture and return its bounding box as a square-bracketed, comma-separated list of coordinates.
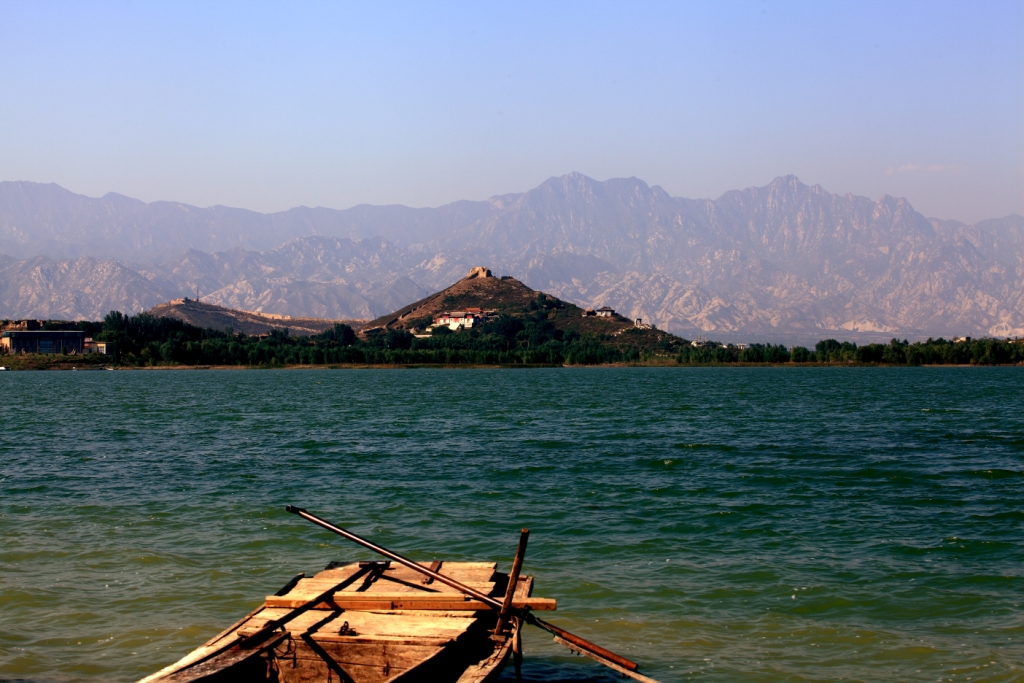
[1, 175, 1021, 340]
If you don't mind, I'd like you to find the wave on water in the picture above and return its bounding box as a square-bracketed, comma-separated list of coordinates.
[1, 367, 1022, 683]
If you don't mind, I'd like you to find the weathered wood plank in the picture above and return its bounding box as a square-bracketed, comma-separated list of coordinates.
[291, 639, 441, 668]
[264, 595, 556, 611]
[274, 638, 446, 683]
[311, 635, 454, 646]
[313, 562, 497, 588]
[280, 578, 498, 600]
[514, 576, 533, 600]
[311, 611, 477, 639]
[292, 577, 497, 590]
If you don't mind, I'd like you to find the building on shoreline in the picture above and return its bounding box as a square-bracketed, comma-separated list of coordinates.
[84, 338, 112, 354]
[0, 330, 85, 355]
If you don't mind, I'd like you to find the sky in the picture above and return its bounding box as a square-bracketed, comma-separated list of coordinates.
[1, 0, 1022, 222]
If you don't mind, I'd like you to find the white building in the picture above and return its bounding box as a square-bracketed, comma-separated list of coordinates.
[431, 308, 496, 331]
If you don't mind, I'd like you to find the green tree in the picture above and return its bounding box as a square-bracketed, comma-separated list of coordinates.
[790, 346, 811, 362]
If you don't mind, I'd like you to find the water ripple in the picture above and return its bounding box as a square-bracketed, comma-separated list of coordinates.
[0, 367, 1022, 682]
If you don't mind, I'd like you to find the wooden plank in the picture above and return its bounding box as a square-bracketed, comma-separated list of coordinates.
[357, 582, 497, 596]
[305, 563, 365, 582]
[362, 609, 498, 618]
[274, 638, 448, 683]
[313, 562, 497, 587]
[514, 575, 533, 599]
[280, 577, 498, 599]
[291, 638, 442, 669]
[245, 606, 478, 642]
[379, 562, 496, 579]
[276, 653, 421, 683]
[314, 563, 367, 581]
[313, 576, 497, 591]
[380, 645, 452, 683]
[264, 595, 556, 611]
[311, 634, 454, 646]
[237, 609, 331, 638]
[319, 611, 477, 639]
[315, 561, 495, 574]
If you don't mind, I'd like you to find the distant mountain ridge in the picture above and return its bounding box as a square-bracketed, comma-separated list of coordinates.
[0, 180, 497, 261]
[1, 175, 1021, 340]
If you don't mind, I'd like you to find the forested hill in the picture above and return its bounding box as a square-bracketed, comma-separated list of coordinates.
[360, 265, 654, 341]
[147, 298, 361, 336]
[1, 267, 684, 367]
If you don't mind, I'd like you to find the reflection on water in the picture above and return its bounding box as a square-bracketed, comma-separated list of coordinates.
[1, 367, 1022, 682]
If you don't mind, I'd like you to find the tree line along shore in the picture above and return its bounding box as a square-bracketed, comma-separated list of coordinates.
[2, 311, 1022, 369]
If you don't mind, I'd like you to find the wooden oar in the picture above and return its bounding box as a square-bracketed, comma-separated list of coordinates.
[285, 505, 660, 682]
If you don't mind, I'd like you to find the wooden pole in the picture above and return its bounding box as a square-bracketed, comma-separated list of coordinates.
[494, 528, 529, 635]
[512, 617, 523, 682]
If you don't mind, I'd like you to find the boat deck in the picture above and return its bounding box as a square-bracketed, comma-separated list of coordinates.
[139, 561, 548, 683]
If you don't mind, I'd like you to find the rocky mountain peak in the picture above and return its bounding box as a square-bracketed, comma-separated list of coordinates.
[1, 175, 1021, 340]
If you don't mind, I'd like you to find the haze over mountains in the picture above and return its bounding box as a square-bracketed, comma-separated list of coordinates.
[1, 174, 1022, 341]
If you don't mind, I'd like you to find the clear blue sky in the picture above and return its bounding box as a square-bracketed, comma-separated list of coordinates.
[1, 0, 1021, 222]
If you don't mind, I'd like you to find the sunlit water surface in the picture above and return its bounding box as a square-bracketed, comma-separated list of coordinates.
[1, 367, 1022, 683]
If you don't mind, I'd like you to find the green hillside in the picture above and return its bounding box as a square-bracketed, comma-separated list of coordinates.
[362, 266, 684, 360]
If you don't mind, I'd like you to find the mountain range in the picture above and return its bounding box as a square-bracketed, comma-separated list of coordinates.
[1, 174, 1022, 341]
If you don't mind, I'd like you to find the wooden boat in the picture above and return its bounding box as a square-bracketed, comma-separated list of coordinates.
[139, 559, 551, 683]
[138, 508, 659, 683]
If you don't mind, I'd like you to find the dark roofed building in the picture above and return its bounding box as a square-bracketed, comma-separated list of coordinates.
[0, 331, 85, 355]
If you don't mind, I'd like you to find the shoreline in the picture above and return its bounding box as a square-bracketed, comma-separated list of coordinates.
[2, 358, 1022, 371]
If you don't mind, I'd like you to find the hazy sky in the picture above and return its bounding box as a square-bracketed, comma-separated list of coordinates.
[1, 0, 1021, 222]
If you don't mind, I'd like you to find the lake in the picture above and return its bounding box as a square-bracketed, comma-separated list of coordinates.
[1, 367, 1022, 682]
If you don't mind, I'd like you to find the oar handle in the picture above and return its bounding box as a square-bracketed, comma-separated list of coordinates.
[529, 615, 639, 672]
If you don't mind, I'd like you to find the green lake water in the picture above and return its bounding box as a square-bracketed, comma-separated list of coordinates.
[1, 367, 1022, 682]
